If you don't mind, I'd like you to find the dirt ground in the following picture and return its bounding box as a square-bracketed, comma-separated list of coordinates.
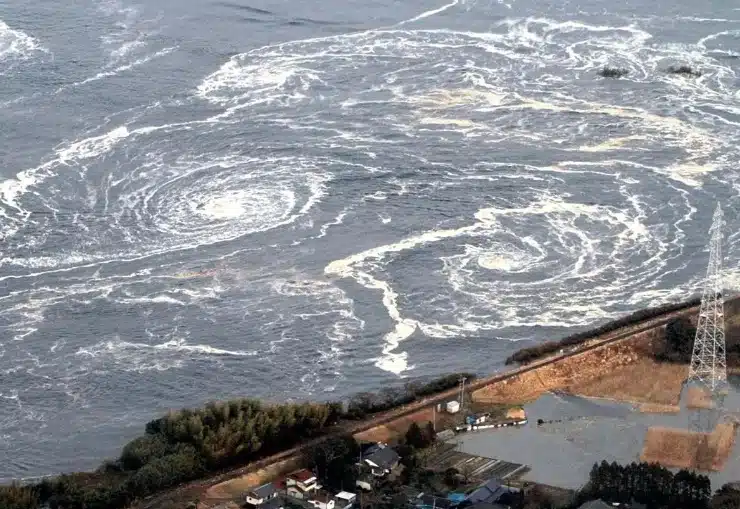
[637, 403, 681, 414]
[686, 387, 715, 409]
[506, 407, 526, 420]
[472, 328, 686, 407]
[354, 408, 434, 443]
[204, 456, 300, 503]
[640, 423, 738, 471]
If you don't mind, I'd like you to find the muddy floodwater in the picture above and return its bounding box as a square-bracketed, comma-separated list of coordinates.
[454, 377, 740, 489]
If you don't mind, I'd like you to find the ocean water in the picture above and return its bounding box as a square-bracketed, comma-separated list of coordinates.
[1, 0, 740, 481]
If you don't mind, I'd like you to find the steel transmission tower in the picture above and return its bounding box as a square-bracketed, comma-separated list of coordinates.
[688, 203, 727, 395]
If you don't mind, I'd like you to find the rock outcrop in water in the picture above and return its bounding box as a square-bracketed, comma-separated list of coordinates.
[666, 65, 702, 77]
[598, 67, 629, 78]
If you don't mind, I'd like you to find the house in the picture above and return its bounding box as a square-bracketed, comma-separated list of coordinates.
[308, 492, 335, 509]
[460, 479, 518, 507]
[415, 493, 454, 509]
[360, 443, 400, 476]
[286, 469, 320, 499]
[245, 482, 279, 507]
[577, 501, 613, 509]
[260, 500, 285, 509]
[579, 502, 645, 509]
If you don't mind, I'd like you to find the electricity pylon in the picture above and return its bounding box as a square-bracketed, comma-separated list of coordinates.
[688, 203, 727, 394]
[687, 203, 727, 432]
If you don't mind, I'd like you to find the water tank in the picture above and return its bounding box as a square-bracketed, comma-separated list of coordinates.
[446, 400, 460, 414]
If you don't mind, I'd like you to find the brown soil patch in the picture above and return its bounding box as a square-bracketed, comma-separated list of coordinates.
[706, 423, 736, 470]
[354, 408, 434, 443]
[203, 503, 239, 509]
[687, 387, 714, 409]
[354, 424, 395, 443]
[205, 456, 299, 502]
[569, 357, 686, 406]
[505, 407, 526, 420]
[640, 423, 737, 471]
[473, 328, 684, 406]
[638, 403, 680, 414]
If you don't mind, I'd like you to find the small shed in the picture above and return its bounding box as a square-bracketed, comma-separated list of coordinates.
[446, 400, 460, 414]
[435, 429, 455, 441]
[466, 413, 490, 425]
[334, 491, 357, 508]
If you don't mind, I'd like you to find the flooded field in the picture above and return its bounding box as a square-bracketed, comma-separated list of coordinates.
[454, 377, 740, 489]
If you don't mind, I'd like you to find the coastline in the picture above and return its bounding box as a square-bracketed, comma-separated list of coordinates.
[3, 294, 730, 509]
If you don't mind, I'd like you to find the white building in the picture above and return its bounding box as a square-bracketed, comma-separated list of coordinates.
[334, 491, 357, 508]
[285, 469, 320, 500]
[308, 493, 335, 509]
[245, 482, 279, 507]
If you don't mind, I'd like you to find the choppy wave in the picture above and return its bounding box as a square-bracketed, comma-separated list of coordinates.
[0, 19, 45, 69]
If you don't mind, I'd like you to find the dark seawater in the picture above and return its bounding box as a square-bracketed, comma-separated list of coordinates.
[1, 0, 740, 480]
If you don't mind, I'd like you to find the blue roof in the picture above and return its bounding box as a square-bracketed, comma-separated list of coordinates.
[448, 492, 467, 502]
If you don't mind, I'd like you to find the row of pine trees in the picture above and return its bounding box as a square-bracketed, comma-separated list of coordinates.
[585, 461, 711, 508]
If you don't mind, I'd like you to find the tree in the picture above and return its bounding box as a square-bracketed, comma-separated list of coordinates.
[120, 433, 170, 470]
[423, 422, 436, 445]
[443, 467, 460, 488]
[585, 460, 710, 508]
[405, 422, 426, 449]
[523, 485, 555, 509]
[306, 435, 359, 492]
[711, 484, 740, 509]
[662, 317, 696, 362]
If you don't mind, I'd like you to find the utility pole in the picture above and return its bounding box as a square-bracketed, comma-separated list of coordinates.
[459, 376, 467, 414]
[689, 202, 727, 393]
[688, 202, 727, 432]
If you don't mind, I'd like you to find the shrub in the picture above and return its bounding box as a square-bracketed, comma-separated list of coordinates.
[120, 433, 170, 470]
[0, 483, 40, 509]
[124, 448, 204, 497]
[343, 373, 475, 419]
[656, 317, 695, 363]
[711, 483, 740, 509]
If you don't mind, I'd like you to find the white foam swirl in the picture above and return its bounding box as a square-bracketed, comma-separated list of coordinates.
[0, 19, 45, 67]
